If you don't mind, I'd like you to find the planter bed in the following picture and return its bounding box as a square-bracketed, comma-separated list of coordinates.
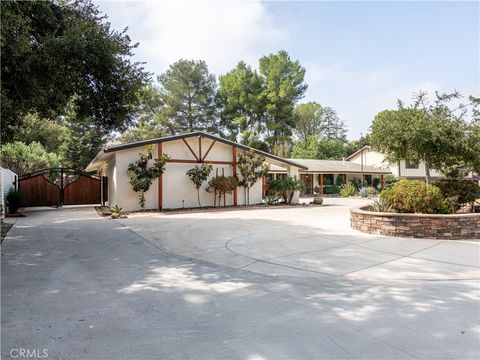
[351, 206, 480, 240]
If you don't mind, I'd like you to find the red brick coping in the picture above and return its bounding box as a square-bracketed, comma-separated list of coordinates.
[351, 206, 480, 240]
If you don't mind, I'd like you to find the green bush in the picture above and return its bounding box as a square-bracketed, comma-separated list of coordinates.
[358, 187, 369, 197]
[367, 187, 377, 197]
[434, 179, 480, 211]
[368, 199, 392, 212]
[340, 184, 357, 197]
[269, 176, 303, 204]
[323, 185, 340, 194]
[383, 174, 398, 188]
[6, 189, 22, 213]
[380, 180, 451, 214]
[372, 177, 381, 190]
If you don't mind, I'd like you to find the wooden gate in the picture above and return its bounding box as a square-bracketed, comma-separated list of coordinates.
[19, 168, 107, 207]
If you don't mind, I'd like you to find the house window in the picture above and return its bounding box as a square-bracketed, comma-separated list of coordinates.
[363, 174, 372, 185]
[322, 174, 334, 185]
[276, 173, 287, 180]
[405, 160, 419, 169]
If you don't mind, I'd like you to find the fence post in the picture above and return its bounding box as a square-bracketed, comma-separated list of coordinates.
[60, 168, 64, 206]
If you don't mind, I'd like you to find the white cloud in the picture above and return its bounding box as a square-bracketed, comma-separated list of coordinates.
[97, 0, 287, 76]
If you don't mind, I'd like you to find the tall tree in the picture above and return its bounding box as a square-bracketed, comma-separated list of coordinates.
[293, 102, 325, 141]
[259, 50, 307, 154]
[371, 91, 480, 183]
[291, 135, 346, 160]
[218, 62, 265, 144]
[1, 0, 149, 141]
[157, 59, 219, 134]
[322, 107, 347, 142]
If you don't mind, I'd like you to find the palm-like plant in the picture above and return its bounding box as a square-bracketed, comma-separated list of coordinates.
[269, 176, 304, 204]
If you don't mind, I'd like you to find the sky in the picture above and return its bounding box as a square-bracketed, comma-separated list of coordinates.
[96, 0, 479, 140]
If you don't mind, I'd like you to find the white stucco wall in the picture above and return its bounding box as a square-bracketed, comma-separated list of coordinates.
[1, 167, 17, 216]
[107, 137, 265, 211]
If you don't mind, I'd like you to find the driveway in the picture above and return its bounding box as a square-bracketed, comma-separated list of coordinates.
[2, 202, 479, 359]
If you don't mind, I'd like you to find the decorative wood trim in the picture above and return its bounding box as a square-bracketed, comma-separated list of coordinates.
[232, 146, 237, 206]
[182, 138, 199, 161]
[202, 140, 216, 161]
[381, 174, 384, 190]
[158, 143, 163, 210]
[320, 173, 324, 195]
[198, 136, 202, 161]
[167, 159, 233, 165]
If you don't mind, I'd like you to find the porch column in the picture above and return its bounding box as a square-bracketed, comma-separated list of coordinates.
[287, 166, 300, 204]
[320, 174, 324, 195]
[381, 174, 384, 190]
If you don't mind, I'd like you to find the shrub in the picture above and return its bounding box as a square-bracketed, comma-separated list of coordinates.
[340, 184, 357, 197]
[368, 199, 392, 212]
[358, 187, 369, 198]
[383, 174, 398, 188]
[335, 175, 345, 186]
[323, 185, 340, 194]
[434, 179, 480, 211]
[206, 176, 238, 207]
[372, 177, 381, 190]
[6, 189, 22, 213]
[380, 180, 450, 214]
[263, 193, 279, 205]
[269, 176, 303, 204]
[367, 187, 377, 197]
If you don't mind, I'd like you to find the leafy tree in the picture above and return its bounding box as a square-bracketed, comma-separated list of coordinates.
[259, 50, 307, 154]
[237, 150, 270, 205]
[371, 91, 479, 183]
[218, 62, 265, 144]
[293, 102, 324, 141]
[186, 164, 213, 207]
[1, 141, 61, 176]
[13, 113, 69, 153]
[127, 145, 169, 209]
[1, 0, 149, 141]
[291, 135, 346, 160]
[119, 86, 166, 143]
[157, 59, 219, 134]
[345, 133, 371, 156]
[206, 175, 237, 207]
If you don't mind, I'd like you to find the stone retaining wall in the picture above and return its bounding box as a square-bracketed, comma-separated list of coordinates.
[351, 207, 480, 240]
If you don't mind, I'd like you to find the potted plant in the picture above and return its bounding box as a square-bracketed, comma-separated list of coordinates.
[111, 205, 125, 219]
[6, 189, 22, 214]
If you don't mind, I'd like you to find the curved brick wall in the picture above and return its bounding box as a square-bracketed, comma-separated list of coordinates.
[351, 207, 480, 240]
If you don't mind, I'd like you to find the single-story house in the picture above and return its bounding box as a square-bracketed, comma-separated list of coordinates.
[268, 159, 391, 195]
[85, 132, 307, 211]
[347, 146, 480, 183]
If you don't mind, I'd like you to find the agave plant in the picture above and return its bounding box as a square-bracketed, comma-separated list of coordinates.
[368, 199, 392, 213]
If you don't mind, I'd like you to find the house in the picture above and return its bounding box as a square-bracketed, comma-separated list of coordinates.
[268, 159, 391, 195]
[85, 132, 307, 211]
[346, 146, 480, 182]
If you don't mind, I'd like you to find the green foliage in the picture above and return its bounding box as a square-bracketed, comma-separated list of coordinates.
[367, 187, 377, 197]
[157, 59, 219, 134]
[206, 176, 238, 207]
[259, 50, 307, 154]
[358, 187, 369, 198]
[335, 175, 346, 186]
[1, 0, 148, 142]
[434, 179, 480, 211]
[110, 205, 124, 215]
[1, 141, 61, 176]
[186, 164, 213, 207]
[218, 61, 265, 145]
[371, 92, 480, 182]
[340, 184, 357, 197]
[380, 180, 451, 214]
[6, 188, 22, 213]
[293, 102, 324, 142]
[345, 133, 371, 157]
[368, 199, 392, 213]
[372, 177, 381, 190]
[323, 185, 340, 194]
[291, 135, 347, 160]
[127, 147, 169, 209]
[237, 150, 270, 205]
[321, 107, 347, 142]
[383, 174, 399, 188]
[269, 176, 303, 204]
[263, 192, 279, 205]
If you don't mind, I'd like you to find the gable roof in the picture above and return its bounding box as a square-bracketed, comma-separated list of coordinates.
[86, 131, 308, 171]
[345, 146, 372, 161]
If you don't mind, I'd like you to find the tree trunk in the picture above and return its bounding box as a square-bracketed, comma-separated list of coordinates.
[246, 187, 250, 206]
[425, 157, 431, 185]
[197, 189, 201, 207]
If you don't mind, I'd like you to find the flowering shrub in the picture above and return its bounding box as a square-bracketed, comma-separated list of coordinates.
[380, 180, 452, 214]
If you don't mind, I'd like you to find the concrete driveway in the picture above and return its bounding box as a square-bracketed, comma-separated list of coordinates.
[2, 202, 479, 359]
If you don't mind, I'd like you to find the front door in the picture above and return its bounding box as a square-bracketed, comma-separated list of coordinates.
[300, 174, 313, 195]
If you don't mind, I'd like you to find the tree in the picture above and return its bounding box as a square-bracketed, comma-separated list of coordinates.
[186, 164, 213, 207]
[345, 133, 371, 156]
[218, 62, 265, 144]
[371, 91, 480, 183]
[157, 59, 219, 134]
[1, 141, 61, 176]
[206, 176, 237, 207]
[291, 135, 347, 160]
[1, 0, 149, 141]
[269, 176, 304, 204]
[259, 50, 307, 154]
[293, 102, 324, 141]
[322, 107, 347, 142]
[127, 145, 169, 209]
[237, 150, 270, 205]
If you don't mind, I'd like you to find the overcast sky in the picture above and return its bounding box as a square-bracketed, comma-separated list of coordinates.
[96, 0, 479, 140]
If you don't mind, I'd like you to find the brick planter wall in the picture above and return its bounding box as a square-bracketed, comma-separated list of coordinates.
[351, 207, 480, 240]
